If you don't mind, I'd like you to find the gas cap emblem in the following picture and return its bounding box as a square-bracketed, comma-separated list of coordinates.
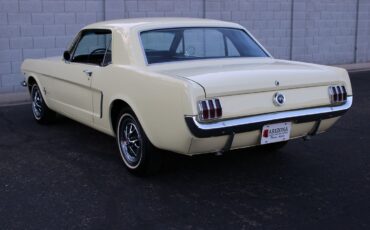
[273, 92, 285, 106]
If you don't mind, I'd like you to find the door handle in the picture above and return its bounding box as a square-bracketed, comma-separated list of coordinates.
[83, 70, 93, 77]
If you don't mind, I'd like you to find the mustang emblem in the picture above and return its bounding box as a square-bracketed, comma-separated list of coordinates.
[273, 92, 286, 106]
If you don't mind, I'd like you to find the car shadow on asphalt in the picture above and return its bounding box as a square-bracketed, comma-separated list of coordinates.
[52, 112, 293, 178]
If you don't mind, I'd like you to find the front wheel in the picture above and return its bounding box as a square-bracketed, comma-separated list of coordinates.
[30, 84, 55, 124]
[116, 108, 162, 175]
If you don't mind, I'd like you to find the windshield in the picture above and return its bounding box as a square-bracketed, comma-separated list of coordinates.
[140, 27, 268, 64]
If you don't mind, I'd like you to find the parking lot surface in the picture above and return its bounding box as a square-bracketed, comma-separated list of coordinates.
[0, 71, 369, 229]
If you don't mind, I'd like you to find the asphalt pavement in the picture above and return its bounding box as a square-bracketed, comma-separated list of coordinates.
[0, 71, 369, 230]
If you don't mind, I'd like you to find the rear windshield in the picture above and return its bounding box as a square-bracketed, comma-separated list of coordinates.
[140, 27, 268, 64]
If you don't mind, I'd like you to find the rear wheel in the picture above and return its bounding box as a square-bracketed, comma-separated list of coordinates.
[116, 108, 162, 175]
[30, 84, 56, 124]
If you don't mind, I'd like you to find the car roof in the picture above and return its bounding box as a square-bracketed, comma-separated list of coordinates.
[83, 17, 243, 31]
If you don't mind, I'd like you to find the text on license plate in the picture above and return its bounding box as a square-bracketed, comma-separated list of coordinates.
[261, 122, 292, 145]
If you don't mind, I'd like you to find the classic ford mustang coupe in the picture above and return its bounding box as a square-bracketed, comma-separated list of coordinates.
[21, 18, 353, 174]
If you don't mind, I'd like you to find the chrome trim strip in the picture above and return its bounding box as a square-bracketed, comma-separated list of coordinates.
[206, 100, 211, 119]
[328, 86, 334, 103]
[185, 96, 352, 138]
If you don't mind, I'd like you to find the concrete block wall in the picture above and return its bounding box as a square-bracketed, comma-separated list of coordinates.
[0, 0, 104, 93]
[104, 0, 204, 20]
[356, 0, 370, 63]
[0, 0, 369, 94]
[203, 0, 293, 60]
[291, 0, 358, 64]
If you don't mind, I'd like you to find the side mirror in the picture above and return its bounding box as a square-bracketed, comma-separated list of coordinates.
[63, 51, 71, 61]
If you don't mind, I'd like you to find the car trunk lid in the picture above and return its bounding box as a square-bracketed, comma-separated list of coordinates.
[156, 58, 343, 98]
[151, 58, 350, 118]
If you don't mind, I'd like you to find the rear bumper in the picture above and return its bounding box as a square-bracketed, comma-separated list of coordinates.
[185, 96, 353, 138]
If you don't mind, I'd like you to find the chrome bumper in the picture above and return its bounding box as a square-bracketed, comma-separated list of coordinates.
[185, 96, 353, 138]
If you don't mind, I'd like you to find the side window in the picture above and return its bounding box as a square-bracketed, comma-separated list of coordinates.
[71, 30, 112, 66]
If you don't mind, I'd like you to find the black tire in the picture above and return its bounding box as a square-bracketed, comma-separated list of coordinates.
[30, 84, 56, 124]
[116, 108, 162, 175]
[261, 141, 288, 152]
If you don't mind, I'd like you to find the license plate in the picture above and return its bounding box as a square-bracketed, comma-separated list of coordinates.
[260, 122, 292, 145]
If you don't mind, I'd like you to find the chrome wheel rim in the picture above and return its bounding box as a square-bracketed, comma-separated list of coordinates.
[31, 85, 43, 120]
[117, 114, 143, 168]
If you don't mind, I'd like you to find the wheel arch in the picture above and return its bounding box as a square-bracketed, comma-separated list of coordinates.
[26, 74, 43, 93]
[25, 74, 51, 108]
[27, 76, 37, 93]
[109, 99, 131, 135]
[109, 97, 158, 149]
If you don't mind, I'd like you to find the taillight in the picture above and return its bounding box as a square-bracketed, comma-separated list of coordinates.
[329, 85, 347, 104]
[198, 99, 222, 121]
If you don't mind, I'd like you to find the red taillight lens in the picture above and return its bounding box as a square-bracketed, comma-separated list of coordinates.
[198, 99, 222, 121]
[201, 100, 209, 120]
[341, 86, 347, 101]
[214, 98, 222, 117]
[208, 99, 215, 118]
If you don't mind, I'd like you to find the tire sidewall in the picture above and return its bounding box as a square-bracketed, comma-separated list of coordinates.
[31, 84, 45, 121]
[116, 111, 146, 170]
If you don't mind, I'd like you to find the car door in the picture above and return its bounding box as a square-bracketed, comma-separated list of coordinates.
[47, 29, 112, 125]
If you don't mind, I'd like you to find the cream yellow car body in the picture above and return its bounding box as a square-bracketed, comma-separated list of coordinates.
[21, 18, 353, 156]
